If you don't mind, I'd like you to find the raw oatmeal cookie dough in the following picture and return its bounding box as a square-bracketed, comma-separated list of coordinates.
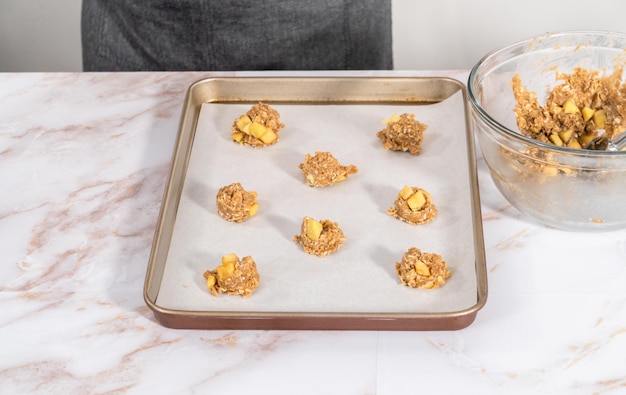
[232, 102, 285, 147]
[299, 151, 358, 187]
[216, 183, 259, 223]
[203, 253, 260, 297]
[396, 247, 451, 289]
[387, 185, 437, 225]
[376, 113, 428, 155]
[294, 216, 346, 257]
[512, 67, 626, 150]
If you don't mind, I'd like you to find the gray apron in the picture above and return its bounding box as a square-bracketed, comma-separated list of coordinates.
[81, 0, 392, 71]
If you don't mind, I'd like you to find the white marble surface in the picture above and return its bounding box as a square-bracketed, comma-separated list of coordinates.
[1, 70, 626, 395]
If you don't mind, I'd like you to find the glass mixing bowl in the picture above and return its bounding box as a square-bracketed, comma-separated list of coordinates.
[468, 31, 626, 231]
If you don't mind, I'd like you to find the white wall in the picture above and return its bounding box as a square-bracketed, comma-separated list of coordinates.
[0, 0, 82, 71]
[1, 0, 626, 72]
[392, 0, 626, 70]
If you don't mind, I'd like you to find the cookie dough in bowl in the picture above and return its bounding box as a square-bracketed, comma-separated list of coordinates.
[468, 31, 626, 231]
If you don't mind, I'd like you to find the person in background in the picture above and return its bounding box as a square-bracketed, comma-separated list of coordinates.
[81, 0, 393, 71]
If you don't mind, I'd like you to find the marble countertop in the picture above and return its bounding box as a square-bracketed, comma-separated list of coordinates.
[1, 70, 625, 395]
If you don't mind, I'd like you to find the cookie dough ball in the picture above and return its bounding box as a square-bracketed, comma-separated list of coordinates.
[203, 253, 260, 297]
[299, 151, 358, 187]
[396, 247, 451, 289]
[377, 113, 428, 155]
[387, 185, 437, 225]
[294, 216, 346, 257]
[216, 183, 259, 223]
[232, 102, 285, 147]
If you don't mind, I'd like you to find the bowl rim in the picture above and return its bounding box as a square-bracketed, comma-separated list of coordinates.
[467, 30, 626, 157]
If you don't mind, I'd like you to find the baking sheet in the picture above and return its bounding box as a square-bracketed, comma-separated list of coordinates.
[144, 77, 487, 330]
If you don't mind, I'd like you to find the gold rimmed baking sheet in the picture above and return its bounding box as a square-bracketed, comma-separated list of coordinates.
[144, 77, 487, 330]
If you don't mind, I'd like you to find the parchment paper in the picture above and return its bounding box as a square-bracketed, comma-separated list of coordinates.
[156, 91, 479, 314]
